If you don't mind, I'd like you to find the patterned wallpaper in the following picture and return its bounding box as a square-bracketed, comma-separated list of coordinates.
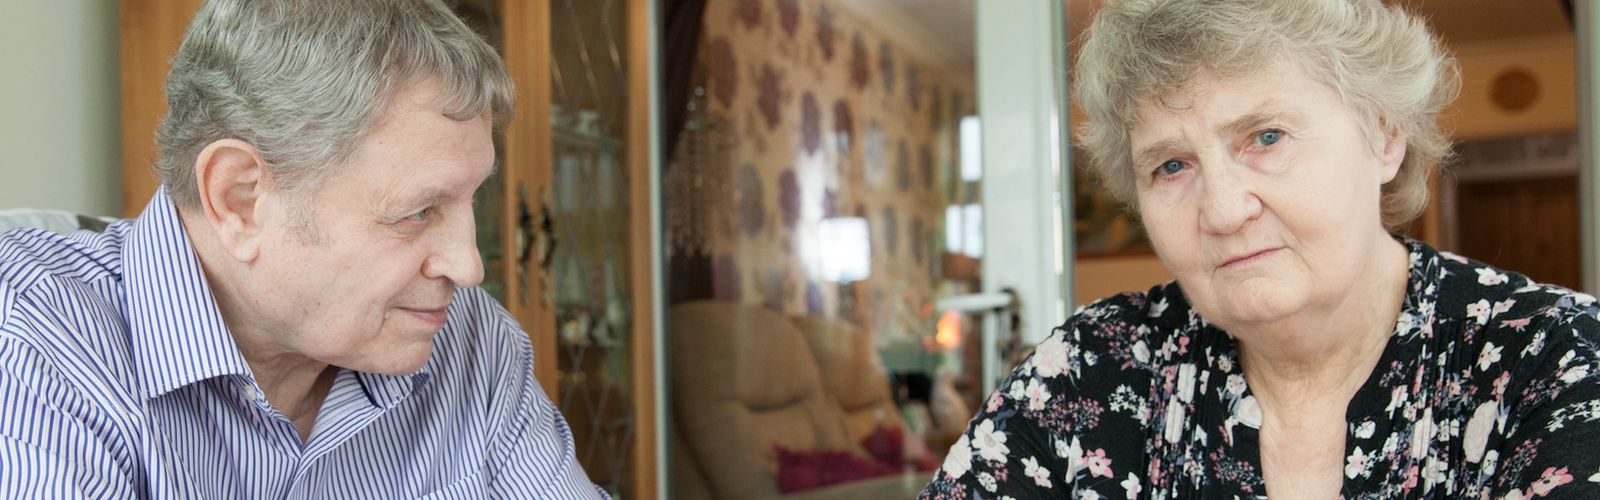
[667, 0, 976, 341]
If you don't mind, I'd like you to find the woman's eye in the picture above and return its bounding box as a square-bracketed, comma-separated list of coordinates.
[1254, 130, 1284, 147]
[1156, 160, 1185, 176]
[406, 208, 430, 222]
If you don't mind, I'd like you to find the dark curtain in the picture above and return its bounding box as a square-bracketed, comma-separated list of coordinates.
[662, 0, 714, 304]
[661, 0, 708, 163]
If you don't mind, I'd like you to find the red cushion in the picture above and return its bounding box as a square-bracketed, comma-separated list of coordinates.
[774, 446, 897, 494]
[860, 425, 905, 467]
[859, 425, 941, 472]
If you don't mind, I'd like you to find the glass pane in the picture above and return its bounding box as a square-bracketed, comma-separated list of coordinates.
[452, 0, 508, 303]
[550, 0, 635, 498]
[662, 1, 980, 497]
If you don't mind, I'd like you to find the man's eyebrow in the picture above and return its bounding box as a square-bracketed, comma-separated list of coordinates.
[393, 189, 449, 210]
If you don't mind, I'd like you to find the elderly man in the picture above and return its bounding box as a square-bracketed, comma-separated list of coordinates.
[0, 0, 608, 498]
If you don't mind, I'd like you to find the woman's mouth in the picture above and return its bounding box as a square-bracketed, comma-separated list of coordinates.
[1221, 248, 1280, 268]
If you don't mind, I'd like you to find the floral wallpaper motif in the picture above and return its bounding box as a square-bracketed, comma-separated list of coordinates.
[670, 0, 974, 340]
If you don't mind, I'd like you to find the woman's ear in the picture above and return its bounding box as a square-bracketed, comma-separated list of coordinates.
[193, 139, 271, 263]
[1378, 124, 1408, 184]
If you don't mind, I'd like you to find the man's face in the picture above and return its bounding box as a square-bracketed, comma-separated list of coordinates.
[250, 80, 494, 376]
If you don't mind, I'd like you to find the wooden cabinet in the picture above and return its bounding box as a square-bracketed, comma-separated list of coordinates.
[1457, 175, 1582, 290]
[119, 1, 658, 497]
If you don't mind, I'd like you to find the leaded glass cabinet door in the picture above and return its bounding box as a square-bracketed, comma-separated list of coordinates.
[494, 0, 660, 498]
[546, 0, 659, 498]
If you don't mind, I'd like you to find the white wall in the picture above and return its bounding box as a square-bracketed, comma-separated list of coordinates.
[0, 0, 121, 218]
[977, 0, 1064, 345]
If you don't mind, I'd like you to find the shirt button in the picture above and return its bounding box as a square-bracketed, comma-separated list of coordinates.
[243, 385, 261, 401]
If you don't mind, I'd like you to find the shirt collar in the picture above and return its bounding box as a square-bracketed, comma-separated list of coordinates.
[356, 370, 434, 410]
[124, 190, 252, 400]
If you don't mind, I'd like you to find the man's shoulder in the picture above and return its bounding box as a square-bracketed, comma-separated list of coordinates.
[0, 223, 129, 342]
[0, 223, 127, 298]
[0, 225, 138, 454]
[417, 287, 542, 433]
[0, 223, 137, 394]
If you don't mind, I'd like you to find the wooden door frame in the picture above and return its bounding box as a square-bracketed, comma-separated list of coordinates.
[498, 0, 558, 409]
[120, 0, 203, 218]
[625, 0, 663, 497]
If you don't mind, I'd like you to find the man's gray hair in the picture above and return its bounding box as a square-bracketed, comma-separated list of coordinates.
[157, 0, 513, 222]
[1074, 0, 1458, 231]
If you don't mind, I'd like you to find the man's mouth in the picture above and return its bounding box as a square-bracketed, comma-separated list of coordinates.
[401, 306, 449, 327]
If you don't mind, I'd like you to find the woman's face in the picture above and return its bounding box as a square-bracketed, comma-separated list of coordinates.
[1127, 65, 1407, 330]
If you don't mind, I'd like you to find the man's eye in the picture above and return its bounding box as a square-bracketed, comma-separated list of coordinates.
[1254, 130, 1283, 147]
[1156, 160, 1185, 176]
[406, 208, 430, 221]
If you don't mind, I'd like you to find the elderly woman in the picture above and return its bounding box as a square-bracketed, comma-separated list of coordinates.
[919, 0, 1600, 499]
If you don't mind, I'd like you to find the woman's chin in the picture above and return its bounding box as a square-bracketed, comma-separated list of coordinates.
[1201, 281, 1308, 330]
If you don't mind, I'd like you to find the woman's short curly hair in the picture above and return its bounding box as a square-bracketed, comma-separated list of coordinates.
[1073, 0, 1459, 231]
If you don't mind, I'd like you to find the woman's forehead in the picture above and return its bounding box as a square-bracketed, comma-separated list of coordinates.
[1134, 70, 1319, 124]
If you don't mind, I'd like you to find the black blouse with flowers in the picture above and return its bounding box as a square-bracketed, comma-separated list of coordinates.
[918, 239, 1600, 499]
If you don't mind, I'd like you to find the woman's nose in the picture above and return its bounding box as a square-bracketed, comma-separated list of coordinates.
[1196, 160, 1264, 235]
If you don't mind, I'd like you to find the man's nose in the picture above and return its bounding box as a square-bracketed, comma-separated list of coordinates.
[423, 208, 485, 288]
[1196, 157, 1263, 235]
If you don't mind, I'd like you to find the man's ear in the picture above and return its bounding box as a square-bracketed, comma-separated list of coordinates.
[1378, 124, 1409, 184]
[193, 139, 272, 263]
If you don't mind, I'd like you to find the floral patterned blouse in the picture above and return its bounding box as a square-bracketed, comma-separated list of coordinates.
[919, 239, 1600, 499]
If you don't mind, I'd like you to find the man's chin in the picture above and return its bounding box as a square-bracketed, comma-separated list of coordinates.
[345, 343, 437, 376]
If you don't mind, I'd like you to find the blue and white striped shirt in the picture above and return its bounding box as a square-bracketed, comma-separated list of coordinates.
[0, 192, 610, 499]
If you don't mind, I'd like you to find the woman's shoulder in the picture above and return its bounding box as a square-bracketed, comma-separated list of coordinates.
[1426, 246, 1598, 333]
[1033, 282, 1205, 377]
[1069, 281, 1201, 335]
[1420, 244, 1600, 408]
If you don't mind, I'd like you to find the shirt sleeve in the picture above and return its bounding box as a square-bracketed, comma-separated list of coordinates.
[1479, 305, 1600, 500]
[918, 296, 1152, 500]
[481, 310, 611, 500]
[0, 337, 136, 499]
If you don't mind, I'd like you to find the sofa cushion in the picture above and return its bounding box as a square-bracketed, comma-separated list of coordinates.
[670, 419, 716, 500]
[789, 315, 905, 440]
[669, 301, 859, 500]
[861, 424, 941, 472]
[778, 472, 936, 500]
[774, 446, 895, 494]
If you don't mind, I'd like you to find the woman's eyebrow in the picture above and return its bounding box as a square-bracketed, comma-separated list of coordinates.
[1132, 138, 1181, 168]
[1220, 103, 1307, 137]
[1222, 112, 1274, 137]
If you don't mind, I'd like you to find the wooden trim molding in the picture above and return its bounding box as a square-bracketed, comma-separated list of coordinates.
[626, 0, 660, 497]
[498, 0, 559, 400]
[120, 0, 203, 218]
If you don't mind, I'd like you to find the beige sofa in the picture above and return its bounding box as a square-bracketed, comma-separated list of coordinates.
[669, 300, 934, 500]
